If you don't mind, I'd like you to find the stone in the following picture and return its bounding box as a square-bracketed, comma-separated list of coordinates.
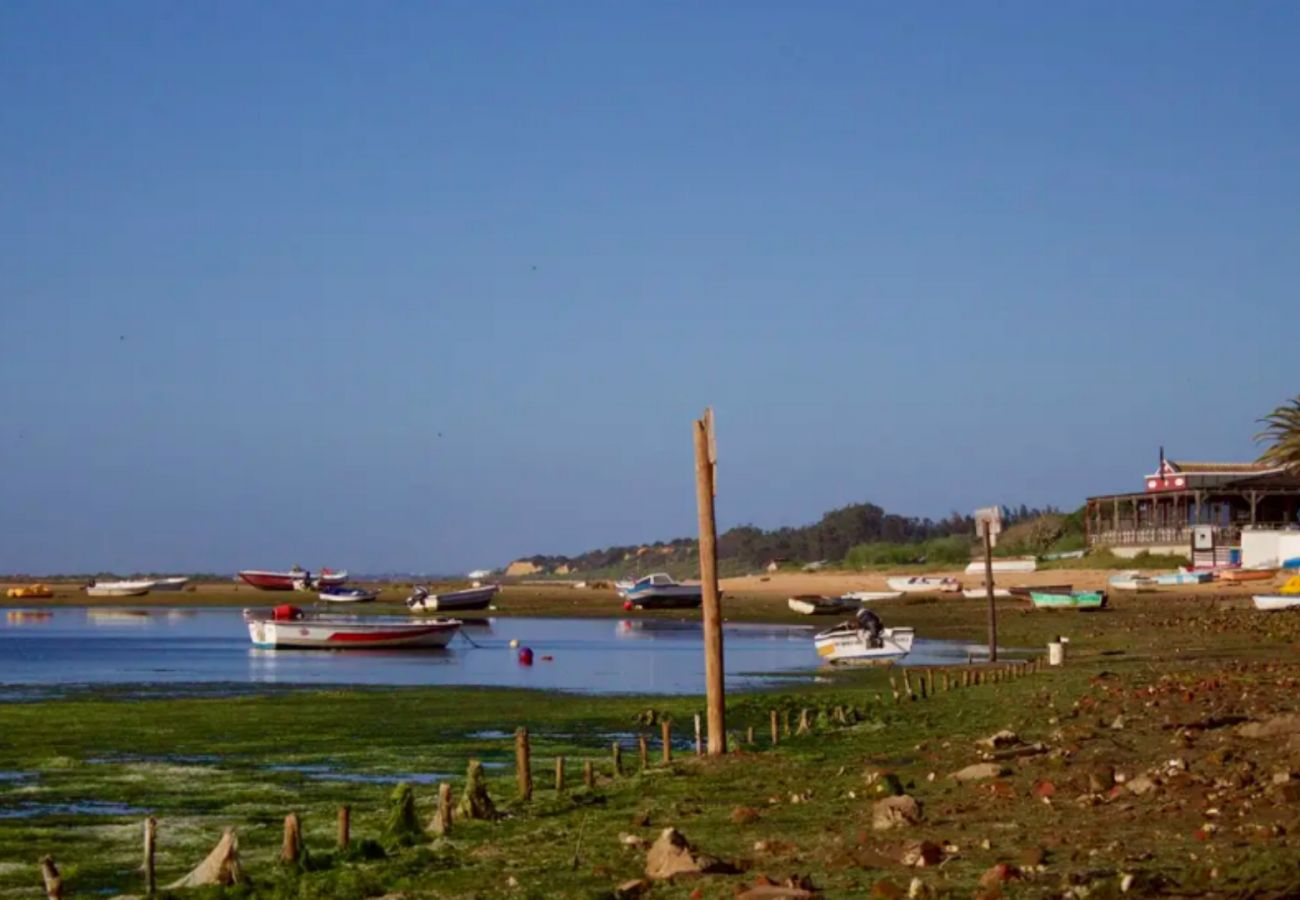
[619, 833, 648, 849]
[899, 840, 942, 867]
[1238, 714, 1300, 739]
[614, 879, 650, 898]
[1088, 765, 1116, 793]
[644, 828, 735, 880]
[951, 763, 1011, 782]
[1126, 775, 1158, 796]
[872, 795, 923, 831]
[979, 863, 1021, 887]
[1032, 779, 1057, 799]
[977, 730, 1021, 749]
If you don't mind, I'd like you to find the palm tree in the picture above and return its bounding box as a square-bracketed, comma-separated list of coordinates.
[1256, 396, 1300, 473]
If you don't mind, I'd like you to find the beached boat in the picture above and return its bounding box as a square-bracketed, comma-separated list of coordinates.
[1216, 568, 1277, 583]
[1040, 549, 1086, 561]
[1109, 572, 1157, 592]
[1009, 584, 1073, 598]
[1253, 594, 1300, 611]
[886, 576, 961, 594]
[814, 623, 915, 665]
[406, 584, 500, 612]
[149, 577, 190, 592]
[963, 559, 1037, 575]
[842, 591, 903, 603]
[962, 587, 1012, 599]
[244, 606, 460, 649]
[1153, 571, 1212, 586]
[85, 580, 153, 598]
[787, 595, 858, 616]
[623, 573, 704, 609]
[6, 584, 54, 599]
[1029, 591, 1107, 610]
[237, 568, 348, 591]
[318, 586, 379, 604]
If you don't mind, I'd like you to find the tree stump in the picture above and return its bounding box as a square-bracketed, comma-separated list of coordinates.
[457, 760, 498, 820]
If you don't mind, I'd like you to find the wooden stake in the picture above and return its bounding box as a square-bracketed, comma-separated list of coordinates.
[770, 709, 779, 746]
[661, 720, 672, 764]
[583, 760, 595, 788]
[555, 756, 566, 792]
[889, 676, 901, 702]
[40, 855, 61, 900]
[694, 713, 703, 756]
[280, 812, 301, 864]
[942, 671, 951, 692]
[694, 411, 726, 755]
[746, 725, 755, 744]
[782, 709, 791, 736]
[611, 741, 622, 776]
[926, 669, 935, 696]
[983, 522, 999, 662]
[337, 805, 350, 850]
[638, 734, 649, 771]
[143, 816, 157, 894]
[434, 782, 452, 836]
[796, 709, 811, 735]
[516, 727, 533, 801]
[902, 669, 914, 699]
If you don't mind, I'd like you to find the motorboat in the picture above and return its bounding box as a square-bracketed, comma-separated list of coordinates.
[318, 586, 379, 604]
[623, 573, 704, 609]
[406, 584, 500, 612]
[1253, 594, 1300, 611]
[962, 587, 1012, 599]
[244, 605, 460, 649]
[237, 568, 349, 591]
[1009, 584, 1072, 597]
[149, 577, 190, 592]
[1216, 568, 1278, 583]
[813, 622, 915, 664]
[1153, 571, 1212, 586]
[963, 559, 1037, 575]
[85, 580, 153, 598]
[885, 576, 960, 594]
[6, 584, 54, 599]
[841, 591, 903, 602]
[1109, 572, 1157, 592]
[787, 595, 859, 616]
[1029, 590, 1107, 610]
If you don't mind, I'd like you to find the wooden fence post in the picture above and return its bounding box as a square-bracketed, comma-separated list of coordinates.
[40, 855, 61, 900]
[583, 760, 595, 788]
[555, 757, 566, 792]
[796, 709, 811, 735]
[889, 676, 901, 702]
[661, 720, 672, 764]
[143, 816, 157, 894]
[770, 709, 779, 746]
[434, 782, 452, 836]
[746, 725, 755, 744]
[611, 742, 622, 776]
[783, 709, 791, 737]
[280, 812, 301, 864]
[694, 713, 703, 756]
[694, 410, 726, 755]
[638, 734, 649, 771]
[337, 805, 350, 850]
[516, 727, 533, 801]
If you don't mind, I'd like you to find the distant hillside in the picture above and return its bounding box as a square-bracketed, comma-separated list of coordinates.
[509, 501, 1066, 578]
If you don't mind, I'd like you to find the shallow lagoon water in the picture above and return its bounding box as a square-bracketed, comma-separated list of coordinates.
[0, 607, 991, 695]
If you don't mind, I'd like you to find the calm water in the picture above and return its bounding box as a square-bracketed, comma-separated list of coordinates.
[0, 608, 986, 695]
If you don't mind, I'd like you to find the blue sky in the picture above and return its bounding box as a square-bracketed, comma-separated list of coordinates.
[1, 2, 1296, 574]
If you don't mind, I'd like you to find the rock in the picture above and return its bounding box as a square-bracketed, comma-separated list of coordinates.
[614, 879, 650, 898]
[870, 880, 907, 899]
[1238, 714, 1300, 739]
[899, 840, 942, 867]
[977, 730, 1021, 749]
[644, 828, 735, 880]
[979, 863, 1021, 887]
[1126, 775, 1158, 796]
[1032, 779, 1057, 799]
[619, 833, 648, 849]
[1088, 765, 1116, 793]
[872, 795, 923, 831]
[951, 763, 1011, 782]
[1272, 770, 1295, 785]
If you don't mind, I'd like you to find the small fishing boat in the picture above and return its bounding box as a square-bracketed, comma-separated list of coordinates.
[623, 573, 704, 609]
[842, 590, 903, 602]
[814, 622, 915, 664]
[1109, 572, 1157, 592]
[1216, 568, 1277, 583]
[406, 584, 500, 612]
[85, 580, 154, 598]
[1009, 584, 1072, 598]
[318, 586, 379, 604]
[1153, 571, 1212, 586]
[149, 577, 190, 592]
[6, 584, 54, 599]
[1029, 590, 1107, 610]
[244, 606, 460, 649]
[964, 559, 1037, 575]
[237, 568, 349, 591]
[787, 595, 859, 616]
[1253, 594, 1300, 611]
[962, 587, 1012, 599]
[885, 576, 961, 594]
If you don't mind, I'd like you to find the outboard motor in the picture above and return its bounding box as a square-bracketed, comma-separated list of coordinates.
[405, 586, 429, 609]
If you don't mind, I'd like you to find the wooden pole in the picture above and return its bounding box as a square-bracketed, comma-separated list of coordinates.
[746, 725, 754, 744]
[770, 709, 779, 745]
[583, 760, 595, 788]
[694, 411, 726, 755]
[611, 741, 622, 776]
[983, 523, 999, 662]
[555, 756, 566, 792]
[143, 816, 157, 894]
[435, 782, 453, 836]
[694, 713, 702, 756]
[40, 855, 61, 900]
[516, 727, 533, 801]
[337, 805, 350, 850]
[280, 812, 301, 864]
[638, 734, 649, 771]
[661, 720, 672, 764]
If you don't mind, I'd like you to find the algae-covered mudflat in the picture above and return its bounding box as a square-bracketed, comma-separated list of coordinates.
[3, 594, 1300, 897]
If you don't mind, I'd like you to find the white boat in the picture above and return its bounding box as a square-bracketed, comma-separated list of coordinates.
[886, 576, 961, 594]
[244, 607, 460, 649]
[842, 591, 903, 602]
[85, 580, 154, 598]
[613, 579, 636, 597]
[623, 573, 703, 609]
[407, 584, 500, 612]
[149, 577, 190, 592]
[1153, 571, 1212, 586]
[1253, 595, 1300, 611]
[962, 587, 1012, 599]
[318, 586, 379, 604]
[1109, 571, 1157, 592]
[814, 623, 915, 664]
[964, 559, 1037, 575]
[787, 595, 859, 616]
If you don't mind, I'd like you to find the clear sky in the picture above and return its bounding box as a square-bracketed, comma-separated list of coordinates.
[2, 2, 1297, 574]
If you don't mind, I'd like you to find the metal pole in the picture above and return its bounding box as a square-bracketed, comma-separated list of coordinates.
[694, 411, 725, 755]
[984, 522, 998, 663]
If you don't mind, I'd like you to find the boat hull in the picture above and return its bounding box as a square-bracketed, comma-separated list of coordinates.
[1029, 591, 1107, 610]
[964, 559, 1036, 575]
[150, 577, 190, 592]
[626, 585, 704, 609]
[962, 588, 1012, 599]
[842, 591, 903, 602]
[86, 581, 153, 598]
[238, 570, 348, 591]
[787, 595, 858, 616]
[245, 614, 460, 649]
[318, 588, 379, 604]
[814, 626, 915, 665]
[409, 585, 500, 612]
[1217, 569, 1277, 583]
[886, 577, 960, 594]
[1253, 595, 1300, 611]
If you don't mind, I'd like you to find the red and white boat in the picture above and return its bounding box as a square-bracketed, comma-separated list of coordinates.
[244, 606, 460, 649]
[237, 568, 349, 592]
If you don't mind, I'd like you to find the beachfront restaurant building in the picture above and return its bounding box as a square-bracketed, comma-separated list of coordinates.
[1084, 456, 1300, 560]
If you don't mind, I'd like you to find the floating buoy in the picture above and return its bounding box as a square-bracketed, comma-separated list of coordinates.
[622, 600, 634, 611]
[518, 646, 534, 665]
[508, 638, 520, 649]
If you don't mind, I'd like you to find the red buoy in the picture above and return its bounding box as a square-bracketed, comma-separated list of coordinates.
[518, 646, 534, 665]
[622, 600, 634, 611]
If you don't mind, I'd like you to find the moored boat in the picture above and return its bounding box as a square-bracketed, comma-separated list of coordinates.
[6, 584, 54, 599]
[1009, 584, 1073, 598]
[318, 586, 379, 604]
[1029, 590, 1107, 610]
[238, 568, 349, 591]
[244, 606, 460, 649]
[1109, 572, 1157, 592]
[814, 622, 915, 664]
[623, 573, 704, 609]
[407, 584, 500, 612]
[1253, 594, 1300, 611]
[1153, 571, 1212, 586]
[964, 559, 1037, 575]
[962, 587, 1012, 599]
[85, 580, 154, 598]
[885, 576, 961, 594]
[1216, 568, 1277, 583]
[787, 595, 858, 616]
[149, 577, 190, 592]
[841, 590, 903, 602]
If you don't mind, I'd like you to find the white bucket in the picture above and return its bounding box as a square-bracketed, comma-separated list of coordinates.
[1048, 639, 1066, 667]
